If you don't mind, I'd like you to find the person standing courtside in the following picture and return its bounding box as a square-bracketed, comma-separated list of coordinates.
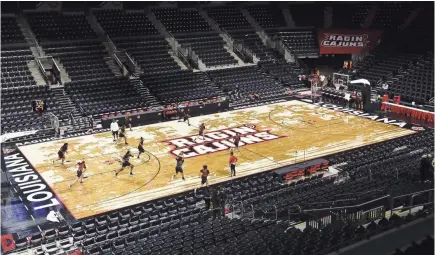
[111, 119, 119, 142]
[200, 165, 210, 187]
[229, 151, 238, 177]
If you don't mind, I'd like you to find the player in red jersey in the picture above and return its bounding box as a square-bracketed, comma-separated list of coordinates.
[53, 143, 68, 165]
[233, 133, 241, 152]
[200, 165, 210, 187]
[194, 123, 206, 142]
[137, 137, 145, 159]
[229, 151, 238, 177]
[69, 160, 87, 189]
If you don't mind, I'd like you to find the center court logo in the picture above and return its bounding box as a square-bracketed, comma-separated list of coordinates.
[164, 125, 285, 158]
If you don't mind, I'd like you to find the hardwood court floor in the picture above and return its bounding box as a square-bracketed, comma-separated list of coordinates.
[19, 101, 415, 219]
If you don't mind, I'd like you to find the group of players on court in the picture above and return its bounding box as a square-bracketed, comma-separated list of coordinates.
[54, 112, 241, 190]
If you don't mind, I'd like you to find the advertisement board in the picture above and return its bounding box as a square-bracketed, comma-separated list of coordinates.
[318, 29, 382, 54]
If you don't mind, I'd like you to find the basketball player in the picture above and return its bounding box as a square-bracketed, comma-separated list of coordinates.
[118, 125, 128, 145]
[137, 137, 145, 159]
[229, 151, 238, 177]
[200, 165, 210, 187]
[194, 123, 206, 142]
[53, 143, 68, 165]
[172, 151, 186, 181]
[111, 119, 119, 142]
[233, 133, 241, 152]
[69, 160, 87, 189]
[125, 113, 132, 131]
[178, 110, 190, 126]
[115, 150, 134, 177]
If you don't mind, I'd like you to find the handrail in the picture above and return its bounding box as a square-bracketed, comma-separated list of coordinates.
[395, 202, 434, 214]
[303, 194, 390, 213]
[334, 188, 385, 198]
[260, 204, 278, 220]
[231, 200, 243, 218]
[51, 58, 62, 85]
[113, 53, 123, 68]
[287, 205, 302, 222]
[305, 198, 357, 206]
[361, 205, 384, 215]
[106, 35, 117, 52]
[125, 52, 135, 67]
[36, 58, 49, 85]
[390, 189, 434, 215]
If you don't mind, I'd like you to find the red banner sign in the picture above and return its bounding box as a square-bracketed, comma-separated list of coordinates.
[318, 29, 382, 55]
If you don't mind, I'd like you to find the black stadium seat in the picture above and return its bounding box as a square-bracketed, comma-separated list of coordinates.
[26, 12, 97, 42]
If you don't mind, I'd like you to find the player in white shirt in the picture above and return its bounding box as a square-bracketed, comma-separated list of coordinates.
[110, 119, 119, 142]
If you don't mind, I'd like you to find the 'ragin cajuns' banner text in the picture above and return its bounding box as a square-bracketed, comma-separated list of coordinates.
[164, 125, 285, 158]
[318, 29, 382, 54]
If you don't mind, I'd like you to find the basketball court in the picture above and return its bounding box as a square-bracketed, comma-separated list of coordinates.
[18, 100, 415, 219]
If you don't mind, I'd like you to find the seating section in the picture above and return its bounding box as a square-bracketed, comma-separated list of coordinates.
[354, 52, 421, 86]
[207, 66, 288, 104]
[93, 10, 158, 37]
[351, 2, 372, 28]
[205, 6, 252, 30]
[1, 16, 26, 44]
[43, 41, 113, 81]
[408, 4, 434, 31]
[141, 71, 221, 104]
[393, 236, 434, 255]
[230, 31, 276, 61]
[1, 48, 35, 88]
[331, 3, 359, 28]
[113, 36, 223, 104]
[328, 131, 434, 173]
[176, 34, 237, 67]
[202, 215, 433, 255]
[370, 2, 414, 29]
[114, 37, 180, 75]
[153, 8, 212, 33]
[269, 29, 319, 56]
[1, 86, 68, 134]
[289, 3, 324, 28]
[390, 53, 434, 104]
[352, 27, 433, 103]
[247, 5, 287, 28]
[65, 77, 147, 116]
[26, 12, 96, 42]
[259, 60, 306, 90]
[43, 41, 148, 115]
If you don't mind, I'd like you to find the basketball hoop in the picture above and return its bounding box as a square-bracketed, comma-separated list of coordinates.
[332, 73, 350, 91]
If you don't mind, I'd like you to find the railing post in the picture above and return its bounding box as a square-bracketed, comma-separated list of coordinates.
[390, 196, 394, 216]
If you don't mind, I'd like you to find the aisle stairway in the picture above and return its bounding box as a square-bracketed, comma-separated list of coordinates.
[51, 87, 88, 130]
[130, 78, 161, 107]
